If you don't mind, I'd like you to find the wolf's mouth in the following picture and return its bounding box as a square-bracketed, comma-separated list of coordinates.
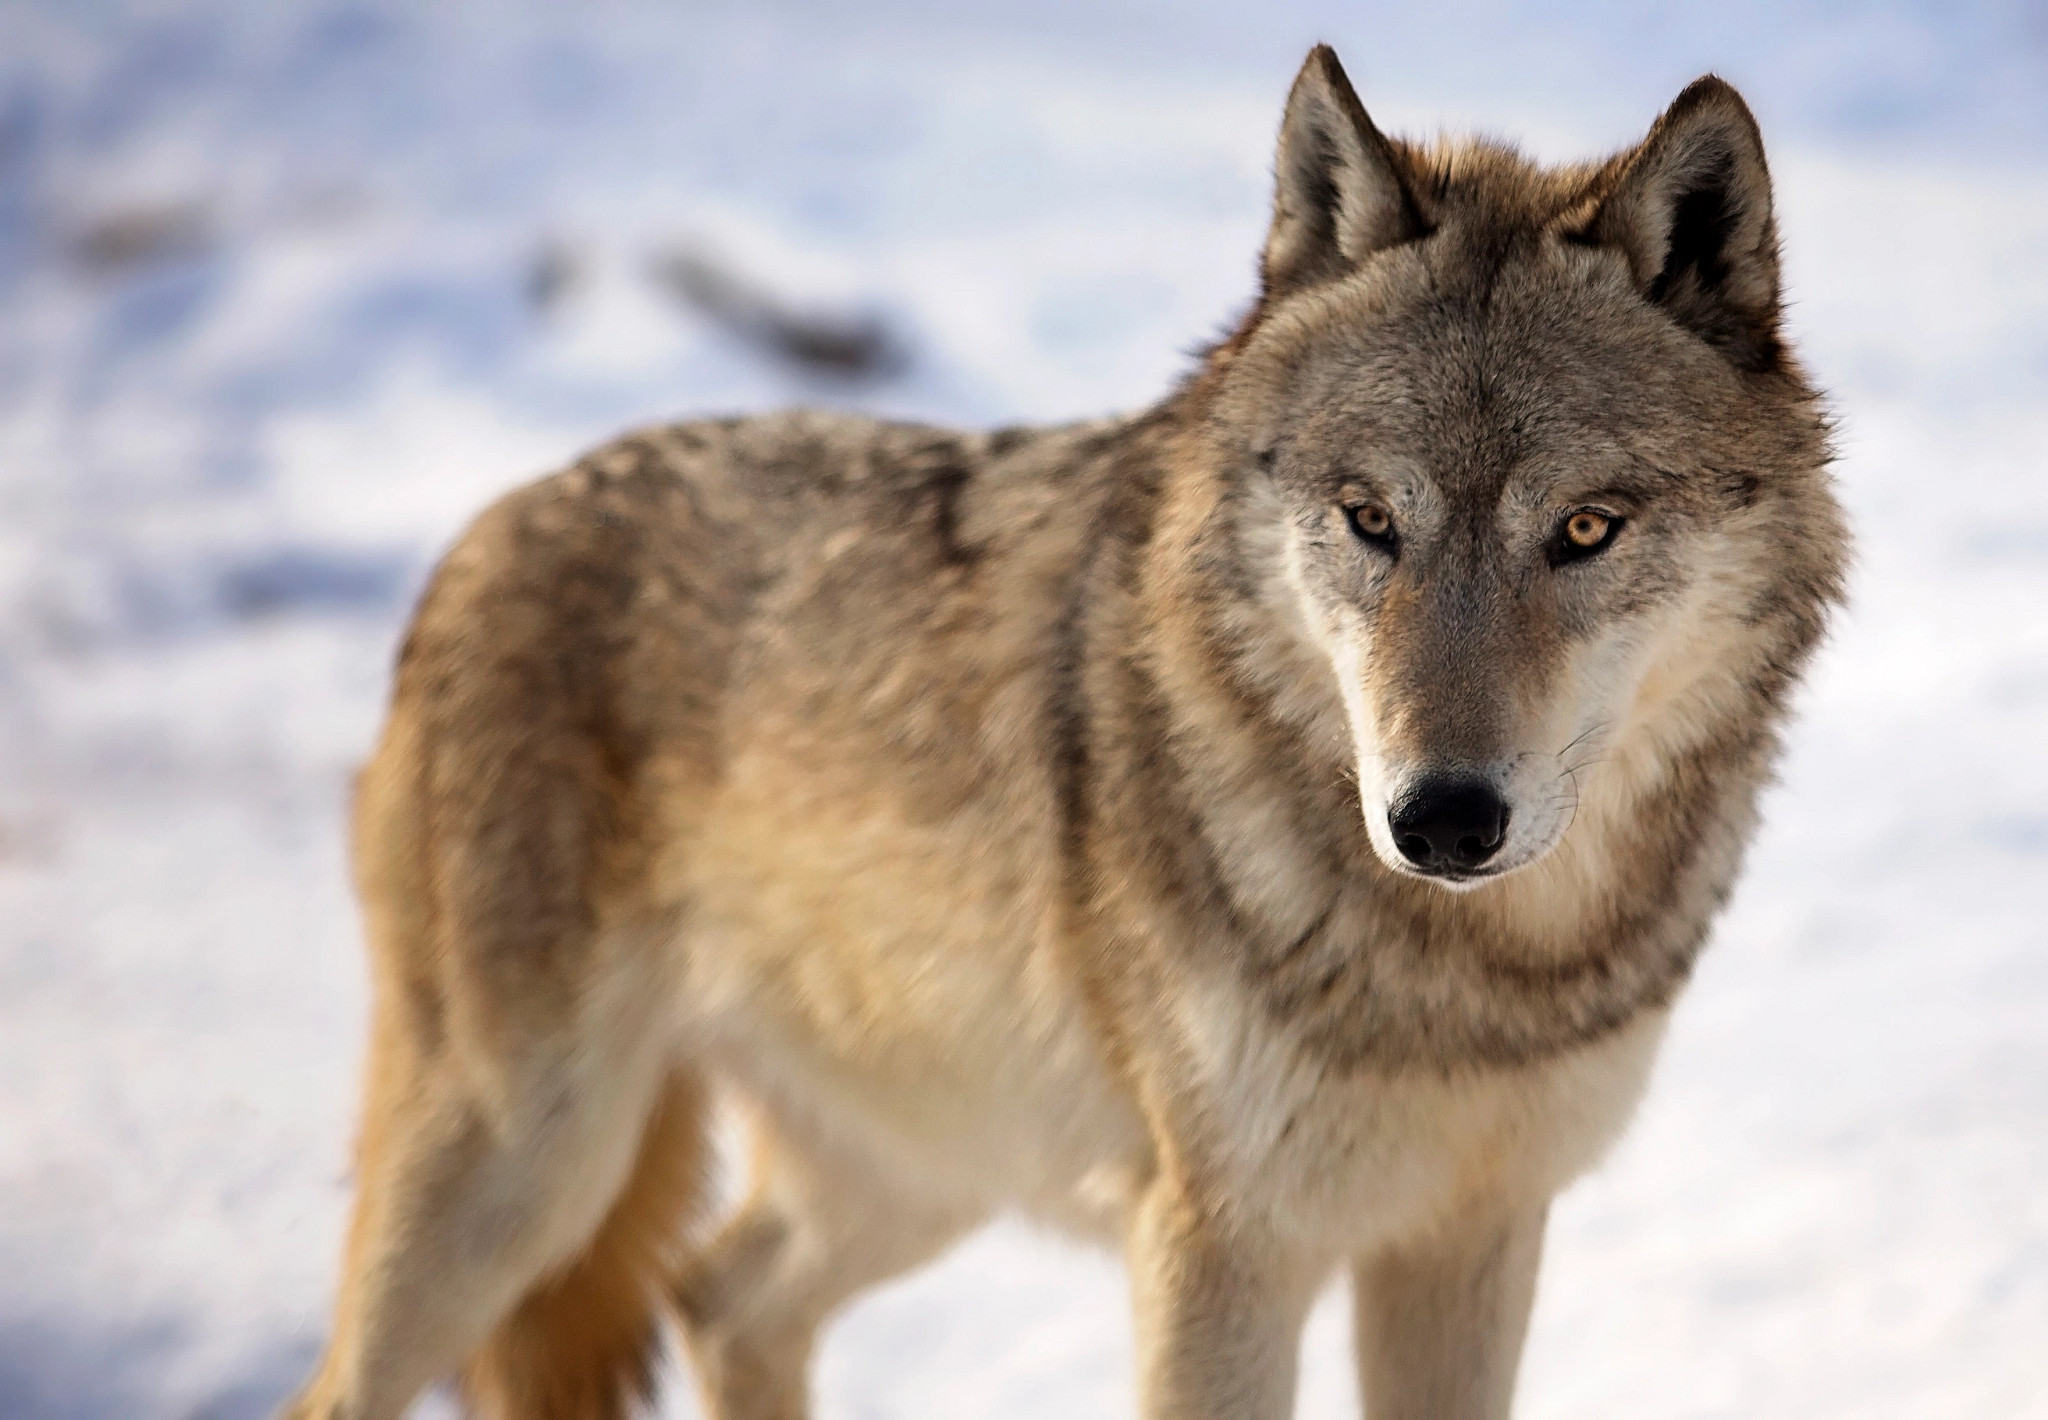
[1402, 863, 1505, 890]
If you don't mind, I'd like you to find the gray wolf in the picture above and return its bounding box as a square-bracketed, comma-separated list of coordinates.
[281, 45, 1848, 1420]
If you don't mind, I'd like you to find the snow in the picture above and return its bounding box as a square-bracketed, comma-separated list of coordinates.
[1, 3, 2044, 1416]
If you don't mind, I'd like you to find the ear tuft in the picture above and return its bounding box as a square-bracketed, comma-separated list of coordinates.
[1590, 76, 1782, 371]
[1262, 46, 1427, 300]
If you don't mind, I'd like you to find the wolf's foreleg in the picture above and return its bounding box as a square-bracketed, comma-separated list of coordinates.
[1351, 1200, 1548, 1420]
[1127, 1174, 1321, 1420]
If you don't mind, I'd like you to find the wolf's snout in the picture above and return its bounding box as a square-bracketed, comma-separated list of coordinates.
[1388, 776, 1509, 874]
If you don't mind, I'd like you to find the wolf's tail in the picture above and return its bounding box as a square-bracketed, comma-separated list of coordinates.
[457, 1073, 710, 1418]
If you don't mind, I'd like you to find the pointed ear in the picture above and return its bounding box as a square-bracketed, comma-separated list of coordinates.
[1262, 46, 1427, 300]
[1588, 76, 1782, 371]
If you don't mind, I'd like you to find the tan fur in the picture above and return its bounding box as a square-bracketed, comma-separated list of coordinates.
[281, 47, 1848, 1420]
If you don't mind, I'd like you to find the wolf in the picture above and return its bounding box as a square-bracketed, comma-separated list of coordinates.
[281, 45, 1847, 1420]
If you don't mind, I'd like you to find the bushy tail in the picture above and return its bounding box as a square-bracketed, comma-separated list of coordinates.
[458, 1073, 710, 1420]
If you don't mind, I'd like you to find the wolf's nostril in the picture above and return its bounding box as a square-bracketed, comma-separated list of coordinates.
[1387, 775, 1510, 873]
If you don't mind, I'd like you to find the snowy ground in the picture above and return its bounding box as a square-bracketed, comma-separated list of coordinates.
[2, 3, 2045, 1417]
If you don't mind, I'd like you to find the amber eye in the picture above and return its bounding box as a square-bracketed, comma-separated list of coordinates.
[1344, 503, 1396, 546]
[1557, 508, 1621, 560]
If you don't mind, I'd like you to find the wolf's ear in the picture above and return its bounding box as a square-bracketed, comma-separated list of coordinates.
[1262, 46, 1426, 300]
[1588, 76, 1782, 371]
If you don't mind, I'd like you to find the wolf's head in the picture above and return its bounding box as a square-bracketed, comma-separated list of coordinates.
[1197, 48, 1846, 891]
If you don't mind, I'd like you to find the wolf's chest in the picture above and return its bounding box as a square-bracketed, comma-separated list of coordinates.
[1166, 975, 1669, 1250]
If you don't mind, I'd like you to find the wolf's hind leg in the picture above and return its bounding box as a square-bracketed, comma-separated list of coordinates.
[281, 717, 708, 1418]
[281, 454, 746, 1419]
[280, 983, 704, 1420]
[674, 1114, 981, 1420]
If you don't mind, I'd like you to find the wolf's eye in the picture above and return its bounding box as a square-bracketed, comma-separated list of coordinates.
[1565, 511, 1611, 547]
[1344, 503, 1396, 547]
[1554, 508, 1621, 561]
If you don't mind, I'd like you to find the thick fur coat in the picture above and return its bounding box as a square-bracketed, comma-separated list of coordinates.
[283, 47, 1848, 1420]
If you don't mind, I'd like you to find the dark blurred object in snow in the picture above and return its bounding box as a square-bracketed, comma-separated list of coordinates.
[71, 201, 213, 275]
[526, 236, 583, 314]
[650, 245, 907, 380]
[218, 545, 415, 620]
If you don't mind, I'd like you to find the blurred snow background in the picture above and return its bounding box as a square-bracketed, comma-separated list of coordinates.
[1, 2, 2045, 1416]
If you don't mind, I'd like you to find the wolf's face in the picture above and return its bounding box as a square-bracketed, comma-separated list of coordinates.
[1213, 53, 1830, 889]
[1255, 285, 1725, 887]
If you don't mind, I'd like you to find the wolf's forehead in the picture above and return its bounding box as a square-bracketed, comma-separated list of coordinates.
[1292, 280, 1681, 474]
[1296, 340, 1631, 475]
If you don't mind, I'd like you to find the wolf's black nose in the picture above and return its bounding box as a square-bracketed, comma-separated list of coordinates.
[1389, 776, 1509, 872]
